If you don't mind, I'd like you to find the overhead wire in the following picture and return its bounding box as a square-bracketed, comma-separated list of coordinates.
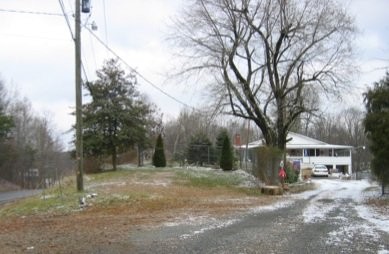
[58, 0, 75, 40]
[0, 8, 63, 16]
[87, 30, 98, 71]
[102, 0, 109, 47]
[84, 26, 197, 110]
[56, 0, 200, 112]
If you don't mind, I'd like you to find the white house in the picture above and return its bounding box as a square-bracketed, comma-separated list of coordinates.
[240, 132, 353, 174]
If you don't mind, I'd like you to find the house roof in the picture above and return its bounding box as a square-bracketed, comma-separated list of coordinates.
[242, 132, 353, 150]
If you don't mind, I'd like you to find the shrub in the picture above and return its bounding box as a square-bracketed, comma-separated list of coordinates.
[186, 132, 216, 166]
[220, 135, 233, 171]
[285, 164, 299, 183]
[152, 134, 166, 167]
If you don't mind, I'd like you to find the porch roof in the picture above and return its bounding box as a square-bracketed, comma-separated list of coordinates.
[242, 132, 353, 150]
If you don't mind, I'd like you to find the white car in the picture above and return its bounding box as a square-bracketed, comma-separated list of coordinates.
[312, 164, 329, 177]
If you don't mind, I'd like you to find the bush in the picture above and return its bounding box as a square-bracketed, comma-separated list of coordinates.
[285, 165, 299, 184]
[186, 132, 216, 166]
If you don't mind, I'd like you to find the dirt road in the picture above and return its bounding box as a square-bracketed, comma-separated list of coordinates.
[129, 179, 389, 254]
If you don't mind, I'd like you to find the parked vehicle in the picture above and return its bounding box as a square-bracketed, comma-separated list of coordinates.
[312, 164, 329, 177]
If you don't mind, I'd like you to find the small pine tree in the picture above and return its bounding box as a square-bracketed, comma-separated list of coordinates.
[220, 135, 233, 171]
[152, 134, 166, 167]
[216, 129, 229, 164]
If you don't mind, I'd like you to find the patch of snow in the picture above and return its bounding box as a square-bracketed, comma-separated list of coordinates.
[355, 205, 389, 233]
[233, 169, 260, 187]
[87, 181, 126, 189]
[163, 215, 210, 227]
[249, 199, 295, 213]
[378, 247, 389, 254]
[299, 178, 389, 242]
[40, 194, 55, 199]
[179, 217, 240, 240]
[186, 166, 215, 172]
[300, 179, 376, 223]
[303, 199, 337, 223]
[132, 180, 170, 187]
[161, 213, 242, 240]
[326, 222, 380, 246]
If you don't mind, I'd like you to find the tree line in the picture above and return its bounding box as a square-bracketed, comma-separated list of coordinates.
[0, 80, 71, 188]
[2, 0, 386, 192]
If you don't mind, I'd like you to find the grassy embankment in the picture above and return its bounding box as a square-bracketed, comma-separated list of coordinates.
[0, 167, 263, 218]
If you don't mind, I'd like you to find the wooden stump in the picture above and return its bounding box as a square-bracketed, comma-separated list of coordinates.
[261, 185, 283, 195]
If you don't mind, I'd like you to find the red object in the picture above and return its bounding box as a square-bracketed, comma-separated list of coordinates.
[278, 167, 286, 179]
[234, 134, 241, 146]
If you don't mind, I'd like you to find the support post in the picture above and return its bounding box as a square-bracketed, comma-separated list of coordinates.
[75, 0, 84, 191]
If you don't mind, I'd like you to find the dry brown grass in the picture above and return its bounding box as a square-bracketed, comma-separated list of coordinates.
[0, 168, 277, 253]
[365, 196, 389, 216]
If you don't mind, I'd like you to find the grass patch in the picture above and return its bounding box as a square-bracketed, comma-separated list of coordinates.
[288, 182, 316, 193]
[95, 191, 149, 207]
[0, 179, 82, 217]
[235, 187, 262, 196]
[175, 170, 243, 188]
[88, 169, 135, 182]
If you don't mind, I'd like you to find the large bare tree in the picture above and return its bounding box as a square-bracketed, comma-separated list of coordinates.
[172, 0, 356, 150]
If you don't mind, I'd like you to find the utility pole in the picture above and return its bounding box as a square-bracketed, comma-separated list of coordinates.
[75, 0, 84, 191]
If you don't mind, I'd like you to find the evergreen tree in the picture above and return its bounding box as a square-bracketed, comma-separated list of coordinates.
[220, 135, 233, 171]
[0, 82, 13, 140]
[364, 72, 389, 195]
[83, 59, 154, 170]
[186, 132, 215, 166]
[0, 109, 13, 140]
[152, 134, 166, 167]
[215, 129, 229, 164]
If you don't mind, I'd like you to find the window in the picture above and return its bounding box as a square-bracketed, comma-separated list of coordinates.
[334, 149, 350, 157]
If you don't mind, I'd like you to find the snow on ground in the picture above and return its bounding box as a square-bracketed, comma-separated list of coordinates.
[163, 177, 388, 243]
[301, 179, 388, 235]
[301, 179, 371, 223]
[300, 178, 388, 253]
[178, 217, 241, 240]
[114, 165, 388, 244]
[356, 193, 389, 234]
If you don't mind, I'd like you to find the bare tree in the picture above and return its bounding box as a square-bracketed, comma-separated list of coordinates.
[164, 109, 217, 162]
[171, 0, 356, 150]
[0, 93, 65, 188]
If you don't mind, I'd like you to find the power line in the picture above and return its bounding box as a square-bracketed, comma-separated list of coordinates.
[56, 1, 200, 112]
[84, 26, 196, 110]
[58, 0, 75, 40]
[102, 0, 109, 47]
[0, 8, 63, 16]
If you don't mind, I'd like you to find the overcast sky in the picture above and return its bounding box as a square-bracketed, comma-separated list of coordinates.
[0, 0, 388, 149]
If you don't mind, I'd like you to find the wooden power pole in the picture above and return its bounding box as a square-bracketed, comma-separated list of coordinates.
[75, 0, 84, 191]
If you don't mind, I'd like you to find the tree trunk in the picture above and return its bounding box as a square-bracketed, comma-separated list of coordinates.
[137, 145, 143, 167]
[112, 147, 117, 171]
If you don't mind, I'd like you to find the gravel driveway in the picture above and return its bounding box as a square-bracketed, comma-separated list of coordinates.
[129, 179, 389, 254]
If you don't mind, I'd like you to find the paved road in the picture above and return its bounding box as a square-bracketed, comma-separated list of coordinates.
[129, 179, 389, 254]
[0, 190, 41, 204]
